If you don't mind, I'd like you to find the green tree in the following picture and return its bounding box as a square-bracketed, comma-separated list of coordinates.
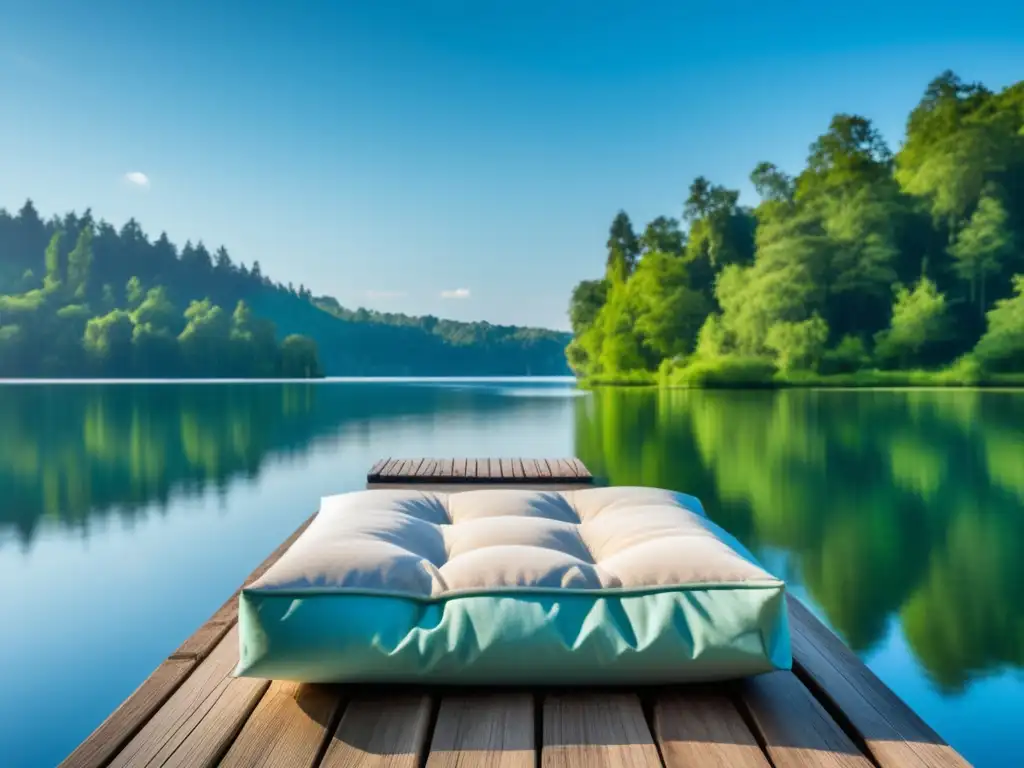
[279, 334, 322, 377]
[949, 191, 1015, 315]
[83, 310, 135, 371]
[875, 278, 949, 368]
[66, 225, 94, 299]
[43, 231, 63, 292]
[606, 211, 640, 281]
[973, 275, 1024, 371]
[765, 315, 830, 372]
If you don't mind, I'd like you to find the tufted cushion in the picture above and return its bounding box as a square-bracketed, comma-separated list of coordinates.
[235, 487, 792, 684]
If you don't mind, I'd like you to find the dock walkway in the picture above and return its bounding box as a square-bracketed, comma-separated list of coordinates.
[60, 458, 971, 767]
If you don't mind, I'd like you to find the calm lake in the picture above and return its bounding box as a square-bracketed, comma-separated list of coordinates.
[1, 380, 1022, 766]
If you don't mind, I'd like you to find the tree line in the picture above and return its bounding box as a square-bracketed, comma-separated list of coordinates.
[0, 207, 322, 377]
[0, 201, 571, 377]
[567, 72, 1024, 385]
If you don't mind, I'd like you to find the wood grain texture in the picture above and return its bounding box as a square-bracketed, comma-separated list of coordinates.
[109, 626, 268, 768]
[451, 458, 467, 477]
[60, 511, 318, 768]
[740, 671, 873, 768]
[535, 459, 553, 479]
[320, 694, 433, 768]
[426, 693, 534, 768]
[653, 690, 770, 767]
[512, 458, 524, 478]
[788, 599, 970, 767]
[500, 458, 515, 479]
[368, 459, 388, 478]
[541, 693, 662, 768]
[220, 682, 345, 768]
[58, 658, 197, 768]
[570, 458, 592, 479]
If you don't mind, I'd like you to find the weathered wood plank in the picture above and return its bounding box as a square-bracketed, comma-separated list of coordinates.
[393, 459, 411, 478]
[542, 693, 662, 767]
[109, 627, 268, 768]
[440, 458, 455, 478]
[320, 694, 433, 768]
[61, 512, 318, 768]
[367, 458, 388, 480]
[168, 620, 234, 661]
[520, 458, 538, 479]
[558, 459, 579, 479]
[511, 458, 524, 479]
[571, 458, 592, 479]
[788, 599, 970, 768]
[740, 671, 873, 768]
[379, 458, 400, 478]
[499, 458, 515, 479]
[536, 459, 553, 479]
[653, 689, 770, 767]
[451, 458, 467, 478]
[426, 693, 534, 768]
[220, 682, 345, 768]
[58, 658, 197, 768]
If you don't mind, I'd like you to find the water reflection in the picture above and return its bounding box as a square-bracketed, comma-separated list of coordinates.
[574, 388, 1024, 694]
[0, 381, 575, 548]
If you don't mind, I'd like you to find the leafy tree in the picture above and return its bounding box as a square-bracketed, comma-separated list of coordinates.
[765, 315, 830, 372]
[606, 211, 640, 281]
[66, 225, 94, 299]
[950, 191, 1015, 314]
[83, 310, 134, 371]
[973, 276, 1024, 371]
[568, 279, 608, 334]
[875, 278, 949, 368]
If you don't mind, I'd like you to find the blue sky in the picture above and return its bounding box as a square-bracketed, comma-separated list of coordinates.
[2, 1, 1023, 330]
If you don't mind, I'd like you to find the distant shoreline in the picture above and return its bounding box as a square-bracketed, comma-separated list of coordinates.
[0, 375, 579, 385]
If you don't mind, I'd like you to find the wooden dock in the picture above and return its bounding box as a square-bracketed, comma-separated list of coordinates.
[61, 458, 971, 768]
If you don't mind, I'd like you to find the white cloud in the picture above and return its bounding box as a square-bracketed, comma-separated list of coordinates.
[365, 290, 406, 299]
[440, 288, 470, 299]
[123, 171, 150, 188]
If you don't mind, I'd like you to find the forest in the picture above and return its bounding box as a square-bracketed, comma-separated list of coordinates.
[567, 72, 1024, 386]
[0, 204, 571, 377]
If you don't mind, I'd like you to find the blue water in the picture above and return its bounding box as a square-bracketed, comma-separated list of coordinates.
[0, 380, 1021, 766]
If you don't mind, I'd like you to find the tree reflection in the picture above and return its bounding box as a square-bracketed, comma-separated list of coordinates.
[574, 388, 1024, 692]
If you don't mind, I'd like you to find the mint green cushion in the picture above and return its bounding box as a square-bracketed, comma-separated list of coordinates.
[235, 487, 791, 684]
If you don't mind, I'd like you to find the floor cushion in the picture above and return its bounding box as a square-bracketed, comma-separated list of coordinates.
[234, 486, 791, 684]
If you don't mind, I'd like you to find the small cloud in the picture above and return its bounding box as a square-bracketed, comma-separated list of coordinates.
[365, 290, 406, 299]
[123, 171, 150, 188]
[440, 288, 470, 299]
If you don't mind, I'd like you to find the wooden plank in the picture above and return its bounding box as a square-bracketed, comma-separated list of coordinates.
[556, 459, 579, 478]
[536, 459, 553, 479]
[419, 458, 437, 479]
[61, 511, 318, 768]
[571, 458, 592, 480]
[109, 626, 269, 768]
[379, 458, 401, 478]
[451, 458, 467, 478]
[554, 459, 577, 479]
[168, 620, 234, 661]
[542, 693, 662, 767]
[520, 459, 539, 479]
[433, 458, 447, 477]
[220, 682, 345, 768]
[511, 458, 524, 479]
[440, 458, 455, 478]
[653, 690, 770, 767]
[739, 671, 873, 768]
[426, 693, 534, 768]
[367, 458, 388, 480]
[499, 458, 515, 479]
[788, 599, 970, 768]
[320, 694, 433, 768]
[393, 459, 411, 478]
[58, 658, 197, 768]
